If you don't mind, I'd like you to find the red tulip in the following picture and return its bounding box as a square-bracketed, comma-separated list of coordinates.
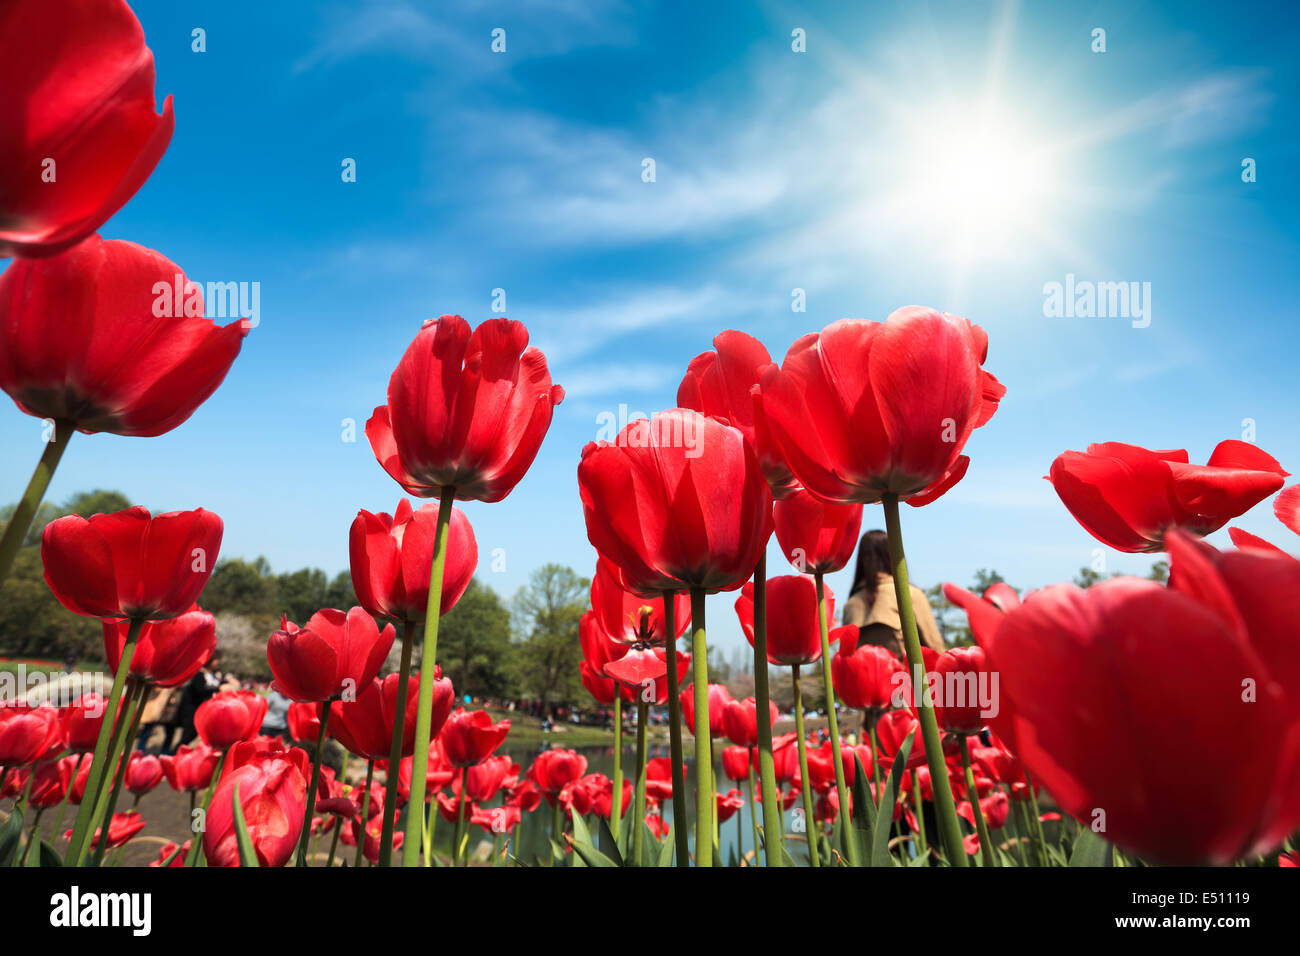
[124, 752, 164, 795]
[103, 605, 216, 687]
[1048, 441, 1288, 553]
[989, 532, 1300, 864]
[716, 788, 745, 823]
[721, 745, 751, 782]
[722, 696, 779, 748]
[439, 708, 510, 767]
[757, 307, 1004, 506]
[75, 810, 146, 850]
[0, 1, 174, 256]
[677, 330, 799, 498]
[397, 738, 456, 801]
[832, 641, 906, 715]
[645, 757, 677, 802]
[367, 315, 563, 503]
[929, 646, 992, 736]
[286, 702, 322, 743]
[0, 703, 64, 765]
[873, 709, 925, 772]
[41, 506, 223, 620]
[63, 693, 117, 752]
[151, 841, 190, 867]
[1275, 484, 1300, 537]
[735, 575, 833, 666]
[349, 499, 477, 622]
[160, 742, 218, 793]
[769, 733, 800, 783]
[773, 489, 863, 574]
[806, 740, 855, 794]
[590, 556, 690, 645]
[465, 754, 514, 803]
[679, 683, 733, 738]
[204, 743, 310, 867]
[0, 238, 248, 433]
[941, 581, 1021, 651]
[27, 758, 73, 808]
[331, 670, 442, 761]
[527, 749, 589, 804]
[576, 773, 632, 821]
[436, 787, 473, 823]
[578, 409, 774, 595]
[474, 802, 522, 836]
[194, 690, 268, 751]
[266, 607, 395, 703]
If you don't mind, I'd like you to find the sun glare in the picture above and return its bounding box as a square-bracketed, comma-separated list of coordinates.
[897, 105, 1056, 260]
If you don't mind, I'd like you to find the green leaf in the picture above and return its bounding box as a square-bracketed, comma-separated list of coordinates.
[0, 810, 23, 867]
[656, 826, 675, 867]
[1069, 827, 1113, 867]
[850, 752, 876, 866]
[232, 782, 259, 867]
[871, 728, 914, 868]
[567, 810, 617, 867]
[156, 842, 184, 868]
[597, 815, 625, 866]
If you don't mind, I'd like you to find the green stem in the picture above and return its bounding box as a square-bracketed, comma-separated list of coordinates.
[354, 759, 375, 868]
[50, 753, 85, 840]
[611, 693, 623, 839]
[745, 769, 761, 866]
[402, 485, 455, 866]
[688, 588, 714, 867]
[456, 766, 468, 866]
[379, 622, 415, 865]
[868, 720, 883, 804]
[631, 698, 648, 866]
[0, 423, 72, 590]
[750, 558, 784, 867]
[422, 797, 436, 867]
[882, 494, 968, 867]
[911, 769, 928, 858]
[22, 808, 45, 867]
[326, 820, 342, 867]
[792, 664, 820, 867]
[1024, 769, 1049, 866]
[661, 591, 689, 867]
[814, 571, 858, 866]
[91, 679, 147, 866]
[296, 704, 331, 866]
[1013, 797, 1030, 867]
[66, 617, 142, 865]
[958, 735, 995, 866]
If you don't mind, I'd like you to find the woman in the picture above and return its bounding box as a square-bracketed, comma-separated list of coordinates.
[841, 530, 945, 659]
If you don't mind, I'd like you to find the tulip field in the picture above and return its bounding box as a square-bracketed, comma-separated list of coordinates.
[1, 3, 1299, 938]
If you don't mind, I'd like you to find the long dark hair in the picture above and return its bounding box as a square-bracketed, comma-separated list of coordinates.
[850, 530, 892, 606]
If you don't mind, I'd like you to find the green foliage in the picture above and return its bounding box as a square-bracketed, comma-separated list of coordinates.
[510, 564, 589, 706]
[440, 577, 514, 699]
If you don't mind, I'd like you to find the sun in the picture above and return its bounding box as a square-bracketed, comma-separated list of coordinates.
[892, 103, 1059, 262]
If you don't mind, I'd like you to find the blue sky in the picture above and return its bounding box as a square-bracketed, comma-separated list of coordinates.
[3, 0, 1298, 656]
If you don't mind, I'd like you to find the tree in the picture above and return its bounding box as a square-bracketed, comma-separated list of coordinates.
[511, 564, 589, 710]
[439, 578, 514, 699]
[202, 557, 276, 615]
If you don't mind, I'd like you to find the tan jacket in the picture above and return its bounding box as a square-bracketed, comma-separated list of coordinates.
[841, 572, 945, 661]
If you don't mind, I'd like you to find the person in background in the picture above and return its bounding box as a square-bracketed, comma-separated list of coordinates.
[170, 651, 230, 750]
[261, 687, 291, 743]
[841, 530, 946, 659]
